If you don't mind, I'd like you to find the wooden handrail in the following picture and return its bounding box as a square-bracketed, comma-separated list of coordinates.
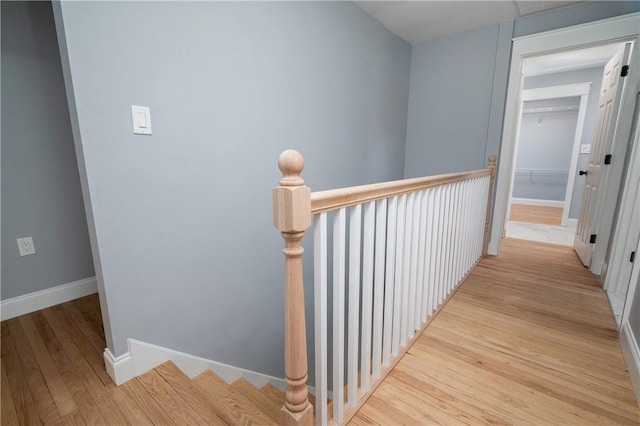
[311, 168, 491, 214]
[273, 149, 497, 426]
[272, 150, 314, 425]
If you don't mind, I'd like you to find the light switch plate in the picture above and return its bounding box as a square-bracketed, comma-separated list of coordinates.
[131, 105, 152, 135]
[580, 144, 591, 154]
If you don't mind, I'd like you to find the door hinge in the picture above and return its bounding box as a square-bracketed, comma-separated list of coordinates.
[631, 251, 637, 263]
[621, 65, 629, 77]
[604, 154, 612, 165]
[590, 234, 597, 244]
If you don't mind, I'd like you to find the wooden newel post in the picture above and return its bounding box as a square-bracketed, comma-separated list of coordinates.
[272, 150, 314, 425]
[483, 155, 497, 256]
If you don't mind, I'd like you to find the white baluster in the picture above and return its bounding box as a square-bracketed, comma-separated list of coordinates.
[408, 192, 420, 339]
[313, 213, 328, 426]
[433, 187, 444, 309]
[416, 190, 427, 327]
[392, 195, 406, 355]
[348, 205, 361, 406]
[383, 196, 397, 365]
[423, 189, 434, 320]
[332, 208, 346, 423]
[401, 193, 413, 347]
[360, 201, 375, 392]
[372, 198, 387, 377]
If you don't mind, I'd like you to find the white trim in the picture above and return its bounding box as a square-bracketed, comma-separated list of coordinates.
[103, 338, 287, 391]
[565, 218, 578, 228]
[488, 12, 640, 256]
[620, 322, 640, 407]
[603, 80, 640, 294]
[1, 277, 97, 321]
[510, 198, 564, 208]
[521, 83, 590, 100]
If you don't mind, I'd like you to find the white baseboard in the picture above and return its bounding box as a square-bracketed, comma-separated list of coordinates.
[103, 339, 287, 392]
[620, 321, 640, 407]
[511, 198, 564, 208]
[1, 277, 97, 321]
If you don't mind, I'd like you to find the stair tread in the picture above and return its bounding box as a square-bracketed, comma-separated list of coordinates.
[194, 370, 278, 425]
[259, 384, 285, 408]
[153, 362, 228, 425]
[136, 364, 211, 425]
[232, 378, 282, 423]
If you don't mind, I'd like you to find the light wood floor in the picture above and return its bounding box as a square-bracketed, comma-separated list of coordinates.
[3, 239, 639, 425]
[509, 203, 563, 226]
[351, 238, 640, 425]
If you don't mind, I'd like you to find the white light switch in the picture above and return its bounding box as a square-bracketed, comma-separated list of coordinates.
[131, 105, 152, 135]
[580, 144, 591, 154]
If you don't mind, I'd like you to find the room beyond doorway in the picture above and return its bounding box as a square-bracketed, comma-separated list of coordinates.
[506, 202, 575, 245]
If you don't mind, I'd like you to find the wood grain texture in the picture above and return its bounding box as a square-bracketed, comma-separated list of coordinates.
[509, 203, 563, 226]
[350, 238, 640, 425]
[311, 169, 491, 214]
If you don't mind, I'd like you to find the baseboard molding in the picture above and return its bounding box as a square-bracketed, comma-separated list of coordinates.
[620, 321, 640, 407]
[511, 198, 564, 208]
[103, 339, 287, 392]
[1, 277, 97, 321]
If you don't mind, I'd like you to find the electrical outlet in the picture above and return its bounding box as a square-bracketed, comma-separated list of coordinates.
[17, 237, 36, 256]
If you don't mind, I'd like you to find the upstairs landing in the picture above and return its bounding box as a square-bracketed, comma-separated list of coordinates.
[351, 238, 640, 425]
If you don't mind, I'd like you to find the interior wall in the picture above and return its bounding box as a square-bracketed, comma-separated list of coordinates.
[512, 98, 580, 202]
[404, 24, 502, 177]
[53, 1, 411, 378]
[523, 67, 604, 218]
[1, 1, 94, 300]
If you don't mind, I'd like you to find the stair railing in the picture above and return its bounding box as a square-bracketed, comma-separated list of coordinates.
[273, 150, 496, 425]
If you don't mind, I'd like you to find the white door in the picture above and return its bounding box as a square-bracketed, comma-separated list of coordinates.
[574, 47, 629, 266]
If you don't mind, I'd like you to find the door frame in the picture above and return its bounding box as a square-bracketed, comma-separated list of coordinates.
[605, 84, 640, 295]
[488, 13, 640, 261]
[510, 83, 590, 227]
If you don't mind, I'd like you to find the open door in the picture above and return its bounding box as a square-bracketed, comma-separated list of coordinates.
[574, 46, 630, 266]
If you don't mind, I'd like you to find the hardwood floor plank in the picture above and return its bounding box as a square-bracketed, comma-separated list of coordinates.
[154, 362, 228, 425]
[6, 318, 61, 423]
[1, 358, 20, 426]
[509, 203, 563, 225]
[351, 238, 640, 425]
[119, 378, 176, 426]
[50, 305, 112, 386]
[18, 315, 77, 417]
[40, 308, 117, 426]
[1, 330, 44, 425]
[137, 368, 208, 425]
[194, 370, 278, 425]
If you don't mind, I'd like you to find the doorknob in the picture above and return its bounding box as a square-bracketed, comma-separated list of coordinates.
[579, 170, 588, 176]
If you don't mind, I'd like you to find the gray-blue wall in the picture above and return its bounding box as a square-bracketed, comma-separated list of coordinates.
[404, 23, 503, 177]
[1, 1, 94, 300]
[523, 67, 604, 218]
[404, 2, 638, 181]
[512, 98, 579, 202]
[53, 1, 411, 378]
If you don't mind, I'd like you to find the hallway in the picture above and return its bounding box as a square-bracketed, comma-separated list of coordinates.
[351, 238, 640, 424]
[2, 239, 639, 425]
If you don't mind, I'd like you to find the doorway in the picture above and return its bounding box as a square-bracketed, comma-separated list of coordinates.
[506, 81, 592, 246]
[489, 14, 639, 267]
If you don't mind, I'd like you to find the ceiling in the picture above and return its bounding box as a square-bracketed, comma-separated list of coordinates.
[355, 1, 586, 45]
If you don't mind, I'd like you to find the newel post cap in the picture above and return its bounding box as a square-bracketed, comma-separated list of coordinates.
[273, 150, 311, 232]
[278, 150, 305, 187]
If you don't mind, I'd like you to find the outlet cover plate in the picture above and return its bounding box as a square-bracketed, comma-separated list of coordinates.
[17, 237, 36, 256]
